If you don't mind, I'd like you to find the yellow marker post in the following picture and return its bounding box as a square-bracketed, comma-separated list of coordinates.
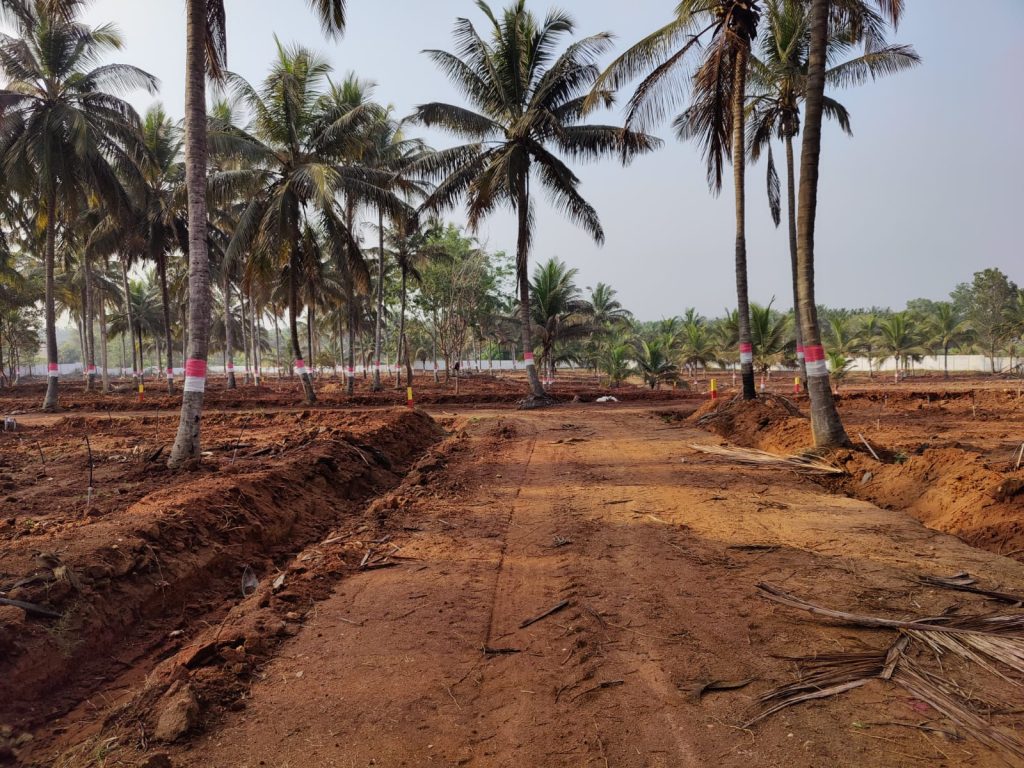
[710, 378, 718, 400]
[793, 376, 801, 394]
[406, 386, 414, 409]
[137, 380, 144, 403]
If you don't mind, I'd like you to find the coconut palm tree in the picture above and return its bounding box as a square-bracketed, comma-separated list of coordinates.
[748, 0, 919, 387]
[209, 43, 400, 404]
[0, 1, 156, 410]
[587, 282, 631, 328]
[749, 300, 791, 386]
[824, 314, 861, 359]
[680, 317, 717, 378]
[878, 311, 923, 382]
[858, 310, 884, 377]
[380, 213, 441, 387]
[413, 0, 658, 399]
[529, 257, 592, 381]
[633, 337, 678, 389]
[927, 302, 970, 379]
[363, 110, 428, 391]
[169, 0, 347, 467]
[600, 336, 632, 387]
[794, 0, 905, 447]
[318, 73, 391, 395]
[131, 105, 187, 393]
[592, 0, 763, 400]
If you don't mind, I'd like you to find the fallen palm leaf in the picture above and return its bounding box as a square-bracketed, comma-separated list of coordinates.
[693, 677, 755, 701]
[894, 660, 1024, 761]
[749, 584, 1024, 762]
[908, 629, 1024, 684]
[745, 639, 906, 727]
[689, 444, 844, 475]
[756, 583, 1021, 635]
[919, 573, 1024, 605]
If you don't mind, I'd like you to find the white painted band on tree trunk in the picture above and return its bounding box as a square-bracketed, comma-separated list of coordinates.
[740, 352, 753, 364]
[806, 360, 828, 377]
[183, 376, 206, 393]
[47, 371, 59, 378]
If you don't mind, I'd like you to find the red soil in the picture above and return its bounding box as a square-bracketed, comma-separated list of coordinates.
[0, 379, 1022, 767]
[690, 392, 1024, 559]
[0, 408, 441, 744]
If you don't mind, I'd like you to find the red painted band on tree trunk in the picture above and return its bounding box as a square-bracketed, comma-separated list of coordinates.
[524, 352, 534, 362]
[184, 359, 207, 377]
[803, 345, 825, 363]
[739, 343, 753, 354]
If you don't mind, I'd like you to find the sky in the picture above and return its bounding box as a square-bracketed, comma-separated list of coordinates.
[72, 0, 1024, 320]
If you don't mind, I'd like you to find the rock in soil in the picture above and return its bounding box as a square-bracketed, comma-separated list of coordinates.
[153, 683, 199, 743]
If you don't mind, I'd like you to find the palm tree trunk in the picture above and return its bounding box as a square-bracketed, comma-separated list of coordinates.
[796, 0, 849, 448]
[516, 176, 544, 397]
[169, 0, 214, 467]
[84, 256, 97, 391]
[137, 322, 145, 380]
[98, 265, 110, 392]
[944, 344, 949, 379]
[784, 133, 807, 390]
[306, 303, 314, 381]
[396, 266, 409, 389]
[732, 48, 756, 401]
[224, 273, 236, 388]
[432, 334, 439, 383]
[252, 296, 262, 385]
[344, 203, 357, 396]
[346, 302, 356, 393]
[76, 313, 85, 378]
[403, 332, 413, 387]
[240, 290, 250, 383]
[157, 253, 175, 394]
[289, 258, 315, 402]
[120, 259, 138, 383]
[42, 185, 60, 411]
[372, 210, 384, 391]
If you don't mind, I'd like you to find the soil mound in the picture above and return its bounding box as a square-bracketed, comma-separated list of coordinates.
[0, 409, 442, 734]
[689, 395, 810, 453]
[837, 448, 1024, 556]
[691, 397, 1024, 559]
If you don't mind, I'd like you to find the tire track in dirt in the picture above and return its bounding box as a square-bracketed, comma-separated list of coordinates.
[456, 416, 706, 766]
[480, 418, 540, 652]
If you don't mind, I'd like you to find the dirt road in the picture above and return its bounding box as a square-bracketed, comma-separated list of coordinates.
[148, 405, 1023, 768]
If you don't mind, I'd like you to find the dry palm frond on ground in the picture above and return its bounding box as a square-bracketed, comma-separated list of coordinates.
[689, 443, 844, 474]
[749, 583, 1024, 762]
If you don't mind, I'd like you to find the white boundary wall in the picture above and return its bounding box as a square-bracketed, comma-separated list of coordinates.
[845, 355, 1015, 374]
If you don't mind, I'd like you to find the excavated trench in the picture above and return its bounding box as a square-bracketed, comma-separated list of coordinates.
[0, 408, 444, 764]
[688, 394, 1024, 560]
